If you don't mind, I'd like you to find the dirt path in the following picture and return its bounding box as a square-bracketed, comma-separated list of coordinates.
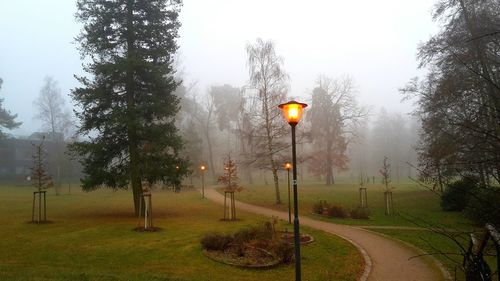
[203, 188, 449, 281]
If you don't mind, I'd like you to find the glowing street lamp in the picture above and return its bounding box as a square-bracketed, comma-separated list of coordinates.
[278, 100, 307, 281]
[200, 164, 207, 198]
[284, 162, 292, 224]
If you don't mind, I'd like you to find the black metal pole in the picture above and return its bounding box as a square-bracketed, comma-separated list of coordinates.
[287, 168, 291, 224]
[291, 124, 301, 281]
[202, 171, 205, 199]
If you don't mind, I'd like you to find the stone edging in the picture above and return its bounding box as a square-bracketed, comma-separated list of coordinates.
[202, 248, 282, 269]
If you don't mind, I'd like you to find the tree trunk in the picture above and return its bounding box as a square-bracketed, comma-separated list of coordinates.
[204, 127, 216, 184]
[262, 89, 280, 204]
[325, 138, 334, 185]
[126, 0, 144, 216]
[436, 161, 443, 192]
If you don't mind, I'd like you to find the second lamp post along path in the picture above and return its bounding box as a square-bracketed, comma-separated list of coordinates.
[278, 100, 308, 281]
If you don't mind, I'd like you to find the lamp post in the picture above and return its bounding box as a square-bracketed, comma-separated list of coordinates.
[175, 165, 180, 192]
[278, 100, 307, 281]
[284, 162, 292, 224]
[200, 164, 206, 198]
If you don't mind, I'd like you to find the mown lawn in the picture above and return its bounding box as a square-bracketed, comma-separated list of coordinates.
[230, 178, 496, 280]
[233, 179, 472, 229]
[0, 185, 362, 281]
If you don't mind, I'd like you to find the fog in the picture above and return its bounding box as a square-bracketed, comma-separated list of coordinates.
[0, 0, 439, 183]
[0, 0, 437, 135]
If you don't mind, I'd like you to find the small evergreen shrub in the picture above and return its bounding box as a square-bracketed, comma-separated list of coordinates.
[464, 187, 500, 227]
[351, 207, 370, 219]
[201, 233, 233, 251]
[325, 204, 349, 218]
[441, 176, 478, 211]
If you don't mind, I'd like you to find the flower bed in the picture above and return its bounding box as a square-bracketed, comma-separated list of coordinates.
[201, 221, 297, 268]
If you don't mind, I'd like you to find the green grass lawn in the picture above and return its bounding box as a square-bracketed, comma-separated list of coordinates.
[229, 178, 495, 280]
[233, 179, 473, 229]
[0, 185, 362, 281]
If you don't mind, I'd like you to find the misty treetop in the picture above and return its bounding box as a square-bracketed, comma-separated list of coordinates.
[306, 76, 366, 185]
[71, 0, 186, 214]
[245, 38, 289, 204]
[0, 78, 22, 138]
[34, 76, 73, 141]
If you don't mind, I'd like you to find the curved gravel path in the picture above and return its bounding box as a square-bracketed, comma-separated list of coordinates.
[204, 187, 449, 281]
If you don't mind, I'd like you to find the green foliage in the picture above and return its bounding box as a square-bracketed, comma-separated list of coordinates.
[71, 0, 187, 210]
[200, 233, 233, 251]
[350, 207, 370, 219]
[464, 187, 500, 227]
[0, 78, 21, 137]
[440, 176, 478, 211]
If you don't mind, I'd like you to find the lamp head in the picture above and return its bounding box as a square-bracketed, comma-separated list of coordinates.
[284, 162, 292, 170]
[278, 100, 308, 125]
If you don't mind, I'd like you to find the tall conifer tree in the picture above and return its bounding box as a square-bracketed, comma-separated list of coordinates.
[0, 78, 22, 137]
[71, 0, 186, 214]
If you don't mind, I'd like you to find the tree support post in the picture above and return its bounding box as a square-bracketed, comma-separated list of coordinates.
[32, 191, 46, 223]
[137, 193, 153, 229]
[359, 187, 368, 208]
[384, 191, 394, 215]
[223, 191, 236, 221]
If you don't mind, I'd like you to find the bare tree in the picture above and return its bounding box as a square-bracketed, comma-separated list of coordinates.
[380, 156, 394, 215]
[34, 76, 73, 140]
[307, 75, 366, 185]
[34, 76, 73, 195]
[245, 38, 289, 204]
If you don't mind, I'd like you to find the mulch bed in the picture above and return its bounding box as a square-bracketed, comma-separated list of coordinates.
[204, 245, 281, 269]
[133, 226, 161, 232]
[203, 231, 314, 268]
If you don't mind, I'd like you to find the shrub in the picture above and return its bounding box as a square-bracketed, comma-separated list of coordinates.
[464, 186, 500, 227]
[351, 207, 370, 219]
[312, 200, 328, 214]
[270, 239, 294, 263]
[441, 176, 478, 211]
[200, 233, 233, 251]
[325, 204, 349, 218]
[233, 228, 255, 244]
[233, 222, 274, 245]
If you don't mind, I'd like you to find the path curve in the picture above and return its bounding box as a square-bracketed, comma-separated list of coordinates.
[204, 188, 449, 281]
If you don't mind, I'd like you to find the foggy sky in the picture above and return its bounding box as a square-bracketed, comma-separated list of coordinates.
[0, 0, 437, 136]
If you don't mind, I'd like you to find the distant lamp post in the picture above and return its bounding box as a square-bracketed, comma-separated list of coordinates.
[284, 162, 292, 224]
[175, 165, 180, 192]
[200, 164, 207, 198]
[278, 100, 307, 281]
